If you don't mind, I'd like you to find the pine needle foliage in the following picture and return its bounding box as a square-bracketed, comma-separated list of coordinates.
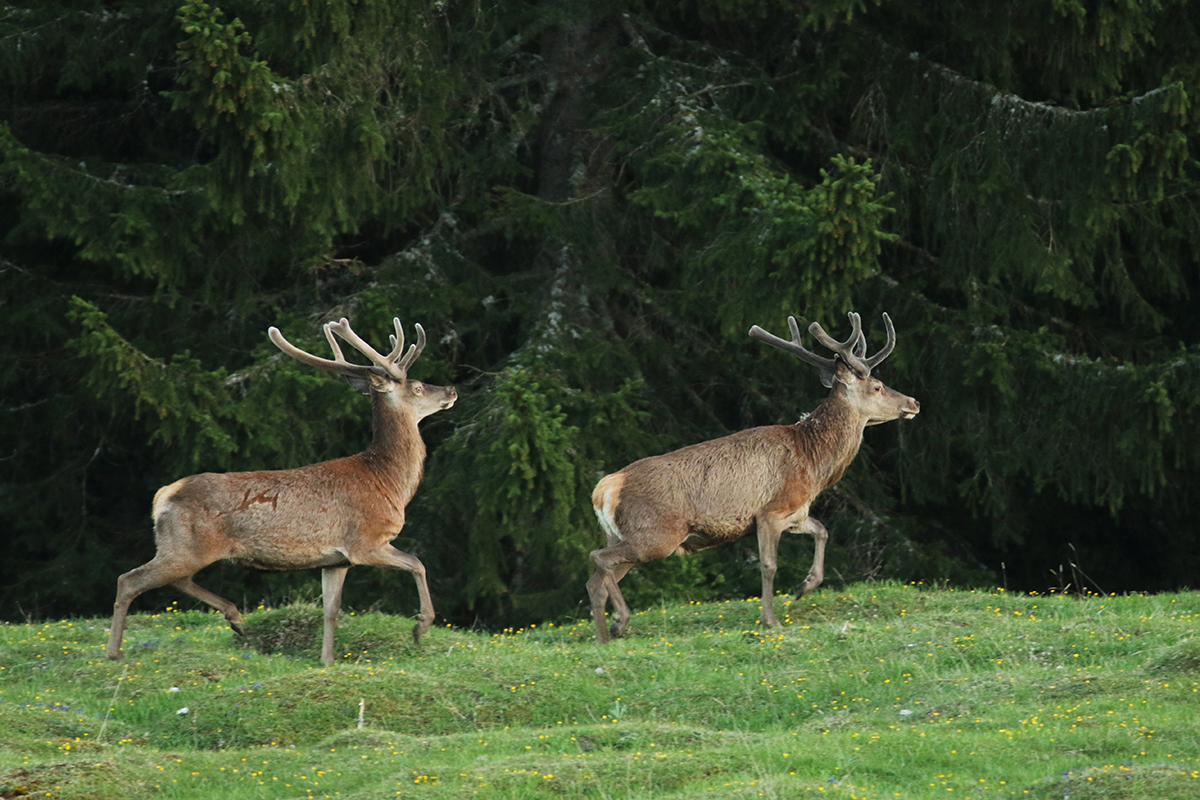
[1, 0, 1199, 628]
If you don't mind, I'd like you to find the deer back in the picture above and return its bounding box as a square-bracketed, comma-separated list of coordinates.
[151, 456, 404, 571]
[612, 425, 815, 541]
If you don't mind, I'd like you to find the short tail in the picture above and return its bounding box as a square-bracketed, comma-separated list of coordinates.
[591, 472, 625, 544]
[151, 478, 189, 522]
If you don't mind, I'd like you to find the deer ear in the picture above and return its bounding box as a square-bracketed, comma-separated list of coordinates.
[342, 374, 372, 395]
[369, 371, 399, 393]
[829, 358, 864, 387]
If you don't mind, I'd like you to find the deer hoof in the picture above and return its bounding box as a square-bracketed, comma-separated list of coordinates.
[412, 622, 424, 644]
[795, 574, 823, 598]
[608, 622, 622, 639]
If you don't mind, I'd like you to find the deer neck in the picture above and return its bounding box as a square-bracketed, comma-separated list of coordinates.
[359, 395, 426, 502]
[794, 392, 868, 489]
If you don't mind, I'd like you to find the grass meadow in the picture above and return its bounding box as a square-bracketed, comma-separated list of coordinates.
[2, 582, 1200, 799]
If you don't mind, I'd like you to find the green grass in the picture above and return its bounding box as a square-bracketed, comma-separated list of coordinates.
[3, 582, 1200, 799]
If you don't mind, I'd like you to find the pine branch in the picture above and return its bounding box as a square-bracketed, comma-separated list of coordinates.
[884, 237, 940, 266]
[889, 41, 1178, 119]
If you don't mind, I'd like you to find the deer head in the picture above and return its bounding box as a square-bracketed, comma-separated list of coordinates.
[269, 317, 456, 420]
[749, 312, 919, 424]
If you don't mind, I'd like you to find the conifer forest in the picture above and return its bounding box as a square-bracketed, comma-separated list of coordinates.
[3, 0, 1199, 630]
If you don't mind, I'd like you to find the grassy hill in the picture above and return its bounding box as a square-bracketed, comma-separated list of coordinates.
[2, 582, 1199, 799]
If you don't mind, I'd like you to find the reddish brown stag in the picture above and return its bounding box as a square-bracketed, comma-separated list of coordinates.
[106, 316, 457, 665]
[587, 312, 919, 642]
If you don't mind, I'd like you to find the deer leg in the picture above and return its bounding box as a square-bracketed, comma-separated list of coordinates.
[587, 542, 640, 644]
[588, 512, 688, 643]
[170, 576, 245, 635]
[353, 545, 436, 644]
[605, 563, 635, 638]
[320, 566, 350, 665]
[755, 513, 785, 629]
[107, 555, 207, 660]
[794, 516, 829, 598]
[586, 552, 615, 644]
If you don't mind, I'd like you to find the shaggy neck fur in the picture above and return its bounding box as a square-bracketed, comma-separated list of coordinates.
[793, 389, 866, 491]
[360, 392, 426, 503]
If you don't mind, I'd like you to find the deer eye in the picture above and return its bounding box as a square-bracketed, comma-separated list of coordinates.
[412, 382, 424, 394]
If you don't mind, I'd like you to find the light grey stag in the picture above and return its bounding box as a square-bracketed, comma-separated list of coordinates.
[586, 312, 919, 642]
[107, 316, 456, 664]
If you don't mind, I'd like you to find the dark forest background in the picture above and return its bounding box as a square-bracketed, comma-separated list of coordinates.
[3, 0, 1199, 629]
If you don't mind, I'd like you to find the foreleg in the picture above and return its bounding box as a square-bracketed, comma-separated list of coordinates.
[171, 576, 245, 635]
[794, 516, 828, 598]
[355, 546, 436, 644]
[755, 513, 784, 628]
[320, 566, 350, 665]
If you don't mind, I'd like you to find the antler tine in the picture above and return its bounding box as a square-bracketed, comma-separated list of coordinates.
[323, 322, 349, 364]
[850, 313, 868, 359]
[750, 310, 897, 384]
[395, 323, 426, 375]
[863, 312, 897, 369]
[270, 316, 429, 381]
[325, 317, 407, 377]
[807, 312, 871, 377]
[384, 317, 405, 364]
[269, 324, 366, 378]
[786, 315, 805, 346]
[807, 312, 860, 354]
[749, 316, 839, 386]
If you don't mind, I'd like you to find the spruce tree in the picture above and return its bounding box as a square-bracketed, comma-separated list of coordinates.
[2, 0, 1197, 626]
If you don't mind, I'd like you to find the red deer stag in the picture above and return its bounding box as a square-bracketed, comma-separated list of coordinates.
[106, 316, 457, 665]
[587, 312, 919, 642]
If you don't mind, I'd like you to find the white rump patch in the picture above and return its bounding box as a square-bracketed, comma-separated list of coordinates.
[592, 475, 624, 544]
[151, 478, 189, 520]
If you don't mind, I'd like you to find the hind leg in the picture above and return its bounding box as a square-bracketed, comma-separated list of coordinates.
[586, 545, 628, 644]
[604, 563, 635, 638]
[587, 532, 680, 643]
[583, 546, 628, 647]
[107, 555, 208, 660]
